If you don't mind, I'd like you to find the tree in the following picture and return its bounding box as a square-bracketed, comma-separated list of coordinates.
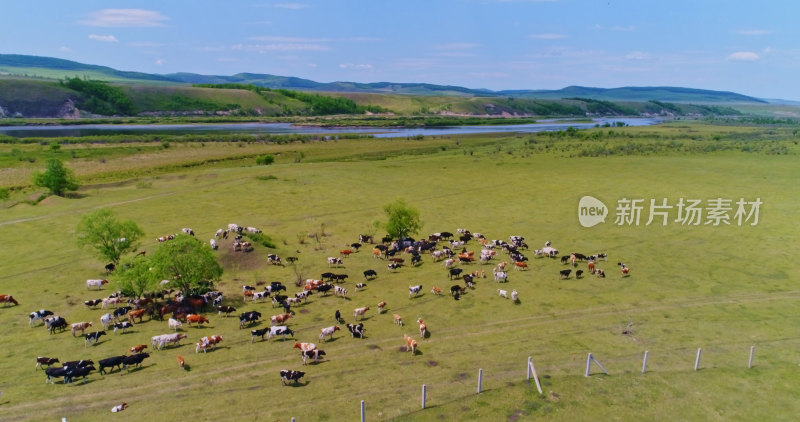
[382, 198, 423, 240]
[76, 209, 144, 265]
[32, 158, 78, 196]
[115, 255, 158, 299]
[150, 234, 222, 296]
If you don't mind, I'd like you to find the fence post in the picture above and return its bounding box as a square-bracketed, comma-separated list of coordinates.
[527, 356, 532, 381]
[694, 348, 702, 371]
[361, 400, 365, 422]
[642, 350, 649, 374]
[422, 384, 427, 409]
[585, 353, 592, 377]
[748, 346, 755, 369]
[477, 368, 483, 393]
[529, 358, 543, 394]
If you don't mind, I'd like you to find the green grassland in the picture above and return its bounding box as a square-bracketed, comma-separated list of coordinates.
[0, 122, 798, 421]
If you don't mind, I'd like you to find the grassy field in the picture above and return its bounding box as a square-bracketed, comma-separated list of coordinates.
[0, 122, 798, 421]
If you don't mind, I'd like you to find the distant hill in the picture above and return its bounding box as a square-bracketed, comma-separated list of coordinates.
[0, 54, 768, 104]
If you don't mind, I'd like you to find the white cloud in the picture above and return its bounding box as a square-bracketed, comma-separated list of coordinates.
[529, 33, 566, 40]
[625, 51, 649, 60]
[273, 3, 310, 9]
[727, 51, 760, 61]
[82, 9, 168, 27]
[232, 43, 330, 52]
[307, 63, 318, 68]
[89, 34, 119, 42]
[155, 59, 166, 66]
[58, 46, 72, 52]
[339, 63, 373, 70]
[737, 29, 772, 36]
[250, 36, 330, 42]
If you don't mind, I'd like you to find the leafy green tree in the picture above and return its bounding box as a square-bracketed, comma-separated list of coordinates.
[150, 234, 222, 295]
[382, 199, 423, 240]
[32, 158, 78, 196]
[115, 255, 158, 298]
[76, 209, 144, 265]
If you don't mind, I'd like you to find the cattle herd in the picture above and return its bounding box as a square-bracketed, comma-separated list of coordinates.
[5, 222, 629, 410]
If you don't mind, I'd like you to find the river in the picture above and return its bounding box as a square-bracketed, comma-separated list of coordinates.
[0, 117, 659, 139]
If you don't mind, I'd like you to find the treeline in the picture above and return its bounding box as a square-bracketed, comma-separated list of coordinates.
[61, 77, 134, 115]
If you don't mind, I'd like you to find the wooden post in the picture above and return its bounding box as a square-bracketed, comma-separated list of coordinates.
[694, 348, 702, 371]
[585, 353, 592, 377]
[642, 350, 649, 374]
[748, 346, 755, 369]
[422, 384, 427, 409]
[361, 400, 365, 422]
[529, 359, 543, 394]
[477, 368, 483, 393]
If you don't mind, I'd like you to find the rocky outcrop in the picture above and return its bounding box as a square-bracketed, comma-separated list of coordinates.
[57, 99, 80, 119]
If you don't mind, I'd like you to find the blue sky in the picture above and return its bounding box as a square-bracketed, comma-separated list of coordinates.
[2, 1, 797, 99]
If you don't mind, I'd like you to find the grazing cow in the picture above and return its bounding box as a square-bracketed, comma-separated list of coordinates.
[355, 283, 367, 291]
[443, 258, 456, 268]
[561, 255, 570, 265]
[498, 289, 509, 299]
[0, 294, 19, 306]
[388, 262, 403, 272]
[104, 263, 116, 274]
[333, 286, 348, 298]
[339, 249, 353, 257]
[449, 268, 463, 280]
[594, 268, 606, 278]
[334, 309, 342, 323]
[267, 254, 283, 266]
[195, 335, 223, 353]
[576, 270, 584, 278]
[464, 275, 475, 288]
[98, 356, 126, 374]
[417, 318, 427, 338]
[271, 313, 293, 326]
[86, 279, 109, 290]
[363, 269, 377, 280]
[168, 318, 183, 331]
[112, 322, 133, 335]
[327, 257, 343, 267]
[304, 279, 324, 291]
[36, 357, 59, 369]
[345, 323, 365, 339]
[377, 301, 387, 313]
[350, 242, 362, 251]
[511, 289, 519, 302]
[411, 254, 422, 266]
[113, 306, 133, 320]
[393, 314, 403, 326]
[588, 261, 596, 273]
[46, 316, 68, 334]
[239, 311, 262, 328]
[130, 344, 148, 354]
[217, 305, 237, 317]
[353, 306, 370, 321]
[403, 334, 418, 354]
[29, 309, 54, 326]
[496, 261, 507, 272]
[493, 271, 508, 283]
[471, 270, 486, 279]
[267, 325, 295, 341]
[618, 262, 630, 276]
[178, 355, 185, 368]
[317, 283, 334, 295]
[71, 321, 93, 337]
[372, 248, 383, 259]
[321, 272, 336, 282]
[295, 291, 313, 303]
[319, 325, 340, 341]
[252, 291, 270, 302]
[152, 333, 188, 350]
[408, 285, 422, 298]
[514, 261, 529, 271]
[250, 327, 270, 342]
[210, 239, 218, 250]
[301, 349, 326, 365]
[359, 234, 374, 244]
[122, 353, 150, 370]
[84, 299, 102, 308]
[127, 309, 146, 323]
[431, 286, 443, 295]
[559, 269, 572, 279]
[182, 228, 195, 236]
[451, 285, 466, 296]
[83, 331, 106, 347]
[280, 369, 306, 385]
[293, 342, 316, 352]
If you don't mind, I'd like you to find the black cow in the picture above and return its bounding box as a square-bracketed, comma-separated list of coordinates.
[559, 269, 572, 279]
[439, 231, 454, 240]
[64, 365, 96, 384]
[411, 255, 422, 266]
[346, 323, 365, 338]
[105, 263, 116, 273]
[47, 316, 68, 334]
[333, 274, 349, 283]
[350, 243, 362, 251]
[272, 295, 289, 307]
[449, 268, 464, 280]
[334, 310, 342, 323]
[280, 369, 306, 385]
[62, 359, 94, 369]
[122, 353, 150, 370]
[576, 270, 584, 279]
[84, 331, 106, 346]
[363, 269, 377, 280]
[286, 256, 299, 264]
[317, 283, 334, 295]
[463, 274, 475, 288]
[98, 356, 126, 374]
[239, 311, 262, 328]
[321, 272, 336, 282]
[251, 327, 270, 343]
[574, 253, 588, 261]
[560, 256, 570, 264]
[45, 367, 68, 384]
[451, 285, 466, 296]
[269, 282, 287, 292]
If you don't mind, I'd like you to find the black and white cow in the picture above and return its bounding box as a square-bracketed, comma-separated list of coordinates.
[388, 262, 403, 272]
[268, 326, 295, 341]
[327, 257, 343, 267]
[333, 286, 348, 298]
[85, 331, 106, 346]
[113, 321, 133, 334]
[301, 349, 326, 365]
[408, 285, 423, 298]
[250, 327, 271, 343]
[345, 323, 365, 339]
[29, 309, 54, 326]
[355, 283, 367, 291]
[295, 291, 313, 302]
[113, 306, 132, 320]
[239, 311, 262, 328]
[84, 299, 103, 308]
[267, 254, 283, 266]
[280, 369, 306, 385]
[46, 316, 68, 334]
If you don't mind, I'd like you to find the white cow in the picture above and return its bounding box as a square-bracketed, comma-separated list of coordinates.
[86, 279, 108, 290]
[494, 271, 508, 283]
[168, 318, 182, 331]
[210, 239, 218, 250]
[498, 289, 508, 299]
[511, 289, 519, 301]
